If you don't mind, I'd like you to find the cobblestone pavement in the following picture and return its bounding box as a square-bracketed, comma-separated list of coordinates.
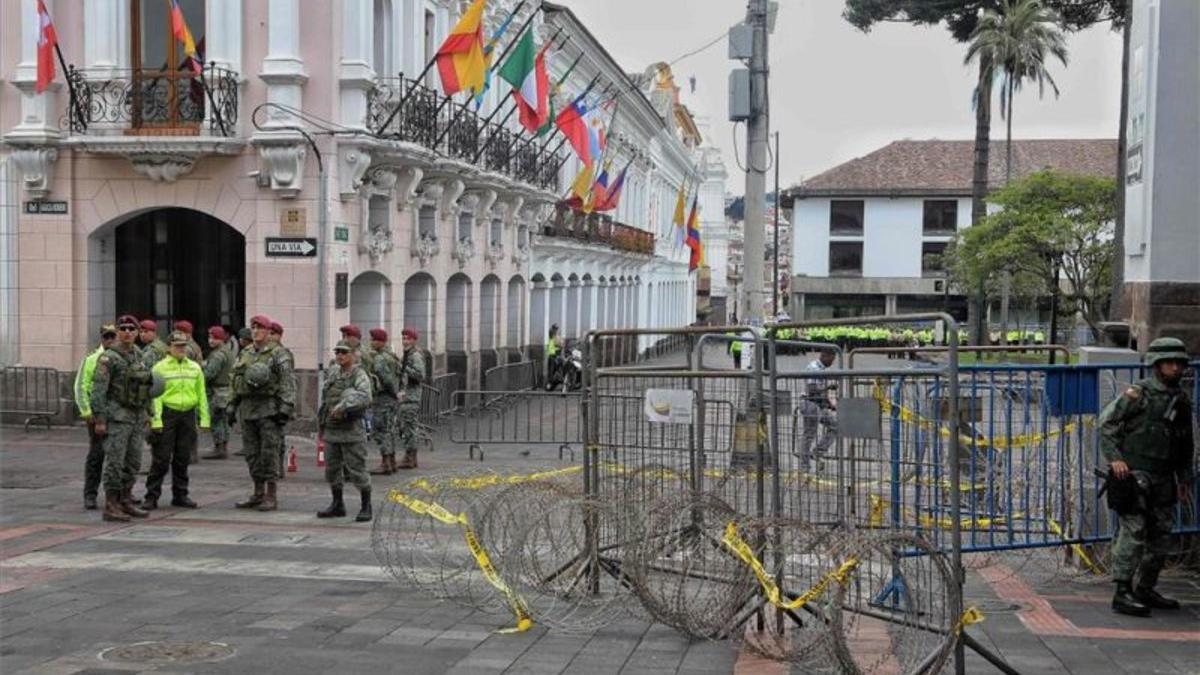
[2, 368, 1199, 674]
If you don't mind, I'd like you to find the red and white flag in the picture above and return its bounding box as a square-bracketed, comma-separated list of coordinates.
[35, 0, 58, 93]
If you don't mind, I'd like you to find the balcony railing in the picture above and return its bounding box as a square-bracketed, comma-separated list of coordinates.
[544, 205, 655, 255]
[66, 64, 238, 137]
[368, 76, 563, 190]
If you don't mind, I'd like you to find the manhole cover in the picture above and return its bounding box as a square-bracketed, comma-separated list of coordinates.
[99, 641, 235, 665]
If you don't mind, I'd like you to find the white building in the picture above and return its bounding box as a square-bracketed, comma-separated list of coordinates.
[783, 139, 1116, 321]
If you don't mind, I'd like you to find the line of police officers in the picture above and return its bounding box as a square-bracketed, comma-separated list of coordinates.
[74, 315, 425, 523]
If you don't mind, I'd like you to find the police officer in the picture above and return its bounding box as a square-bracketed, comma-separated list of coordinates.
[396, 328, 426, 469]
[201, 326, 235, 459]
[318, 340, 374, 521]
[138, 319, 167, 369]
[546, 324, 561, 387]
[1099, 337, 1194, 617]
[367, 328, 402, 475]
[268, 321, 296, 479]
[74, 323, 117, 510]
[142, 332, 209, 510]
[727, 330, 743, 370]
[91, 315, 156, 522]
[229, 315, 296, 511]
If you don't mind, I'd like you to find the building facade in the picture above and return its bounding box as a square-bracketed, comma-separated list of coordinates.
[1, 0, 723, 394]
[783, 139, 1116, 321]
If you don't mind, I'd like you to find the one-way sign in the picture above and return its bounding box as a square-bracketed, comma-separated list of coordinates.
[265, 237, 317, 257]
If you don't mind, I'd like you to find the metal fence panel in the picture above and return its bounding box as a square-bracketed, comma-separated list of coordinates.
[0, 366, 60, 430]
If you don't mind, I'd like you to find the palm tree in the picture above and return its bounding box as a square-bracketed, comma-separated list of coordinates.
[967, 0, 1069, 183]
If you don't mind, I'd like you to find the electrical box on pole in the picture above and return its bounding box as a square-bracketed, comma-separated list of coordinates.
[728, 69, 750, 121]
[728, 23, 753, 59]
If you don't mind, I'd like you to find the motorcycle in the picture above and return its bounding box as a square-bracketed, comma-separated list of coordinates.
[546, 343, 584, 392]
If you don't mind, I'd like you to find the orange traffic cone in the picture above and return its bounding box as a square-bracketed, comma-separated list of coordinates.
[316, 437, 326, 468]
[287, 446, 298, 473]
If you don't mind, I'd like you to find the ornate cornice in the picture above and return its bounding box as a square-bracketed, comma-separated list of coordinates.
[62, 136, 244, 183]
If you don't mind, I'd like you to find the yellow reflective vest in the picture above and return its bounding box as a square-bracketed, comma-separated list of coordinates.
[151, 355, 211, 430]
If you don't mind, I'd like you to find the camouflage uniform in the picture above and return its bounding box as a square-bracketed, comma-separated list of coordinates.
[185, 337, 204, 366]
[396, 346, 426, 466]
[368, 345, 402, 464]
[273, 340, 296, 478]
[90, 343, 154, 517]
[203, 341, 235, 449]
[141, 338, 168, 369]
[230, 341, 296, 509]
[320, 363, 373, 491]
[1099, 338, 1194, 615]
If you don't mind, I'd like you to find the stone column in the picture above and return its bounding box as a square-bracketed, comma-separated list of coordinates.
[339, 0, 374, 130]
[206, 0, 243, 75]
[83, 0, 129, 78]
[261, 0, 307, 120]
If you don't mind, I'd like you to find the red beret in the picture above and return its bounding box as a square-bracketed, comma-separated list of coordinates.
[139, 319, 157, 330]
[401, 328, 418, 340]
[208, 326, 227, 340]
[250, 315, 273, 329]
[340, 324, 362, 338]
[174, 320, 193, 334]
[269, 321, 284, 335]
[369, 328, 388, 341]
[119, 315, 141, 328]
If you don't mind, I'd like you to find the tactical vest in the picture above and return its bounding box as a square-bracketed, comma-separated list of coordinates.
[1122, 379, 1189, 473]
[108, 349, 154, 409]
[321, 367, 365, 426]
[231, 345, 281, 397]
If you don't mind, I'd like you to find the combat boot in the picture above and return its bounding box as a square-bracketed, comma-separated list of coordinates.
[317, 487, 346, 518]
[142, 496, 158, 511]
[1112, 581, 1151, 617]
[396, 449, 418, 470]
[83, 494, 98, 510]
[121, 488, 149, 518]
[257, 481, 278, 511]
[202, 442, 228, 460]
[356, 488, 373, 522]
[1134, 587, 1180, 610]
[235, 482, 264, 509]
[369, 457, 391, 475]
[102, 491, 131, 522]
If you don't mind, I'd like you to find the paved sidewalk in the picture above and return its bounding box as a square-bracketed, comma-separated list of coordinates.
[2, 426, 1198, 674]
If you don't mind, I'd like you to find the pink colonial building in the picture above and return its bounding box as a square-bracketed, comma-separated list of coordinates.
[1, 0, 722, 404]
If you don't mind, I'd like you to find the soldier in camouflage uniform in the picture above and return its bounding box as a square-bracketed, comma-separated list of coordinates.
[232, 327, 253, 457]
[201, 326, 235, 459]
[367, 328, 402, 475]
[138, 319, 168, 369]
[396, 328, 426, 469]
[91, 315, 155, 522]
[1099, 337, 1194, 617]
[317, 340, 374, 521]
[229, 315, 296, 511]
[269, 321, 296, 479]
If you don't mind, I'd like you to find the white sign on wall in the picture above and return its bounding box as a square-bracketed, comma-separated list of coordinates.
[644, 389, 695, 425]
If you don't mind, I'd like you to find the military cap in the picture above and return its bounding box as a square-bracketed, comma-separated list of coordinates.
[401, 328, 419, 340]
[169, 331, 189, 345]
[117, 314, 140, 328]
[208, 326, 227, 340]
[369, 328, 388, 341]
[237, 327, 252, 340]
[174, 320, 194, 334]
[340, 324, 362, 338]
[249, 315, 273, 329]
[269, 321, 284, 335]
[139, 319, 157, 330]
[1145, 337, 1189, 367]
[100, 323, 117, 337]
[334, 340, 354, 353]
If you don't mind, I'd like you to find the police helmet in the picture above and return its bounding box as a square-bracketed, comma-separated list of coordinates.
[148, 371, 166, 398]
[1144, 337, 1189, 367]
[244, 361, 272, 388]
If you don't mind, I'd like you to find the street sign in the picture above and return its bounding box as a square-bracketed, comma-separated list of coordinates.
[24, 201, 68, 214]
[265, 237, 317, 257]
[333, 226, 350, 242]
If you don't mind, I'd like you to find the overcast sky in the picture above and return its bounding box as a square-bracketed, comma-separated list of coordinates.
[561, 0, 1123, 193]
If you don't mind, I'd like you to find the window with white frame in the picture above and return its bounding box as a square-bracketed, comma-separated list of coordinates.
[373, 0, 394, 77]
[418, 205, 437, 240]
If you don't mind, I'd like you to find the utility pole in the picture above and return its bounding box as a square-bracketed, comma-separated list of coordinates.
[772, 131, 780, 317]
[741, 0, 769, 323]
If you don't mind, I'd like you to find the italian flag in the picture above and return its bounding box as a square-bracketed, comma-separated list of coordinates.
[498, 30, 549, 133]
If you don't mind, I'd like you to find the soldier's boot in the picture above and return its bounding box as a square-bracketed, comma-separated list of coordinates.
[235, 482, 265, 509]
[142, 495, 158, 511]
[1112, 581, 1151, 617]
[102, 491, 131, 522]
[1134, 587, 1180, 610]
[202, 442, 228, 460]
[83, 493, 98, 510]
[369, 456, 391, 475]
[121, 488, 149, 518]
[317, 487, 346, 518]
[355, 488, 373, 523]
[396, 449, 418, 470]
[257, 481, 278, 512]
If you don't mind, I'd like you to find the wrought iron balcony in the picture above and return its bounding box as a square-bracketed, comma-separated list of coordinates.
[544, 205, 655, 256]
[368, 76, 564, 191]
[65, 65, 238, 137]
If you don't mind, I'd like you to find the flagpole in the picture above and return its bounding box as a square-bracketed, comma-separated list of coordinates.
[51, 43, 86, 130]
[429, 4, 544, 153]
[501, 48, 581, 154]
[477, 26, 563, 131]
[469, 31, 566, 165]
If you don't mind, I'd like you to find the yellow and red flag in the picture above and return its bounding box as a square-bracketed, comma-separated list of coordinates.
[169, 0, 202, 74]
[436, 0, 489, 97]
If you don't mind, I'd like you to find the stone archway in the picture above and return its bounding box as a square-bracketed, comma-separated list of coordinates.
[403, 272, 436, 352]
[506, 274, 526, 361]
[350, 271, 391, 332]
[88, 207, 245, 341]
[479, 274, 501, 374]
[445, 273, 473, 382]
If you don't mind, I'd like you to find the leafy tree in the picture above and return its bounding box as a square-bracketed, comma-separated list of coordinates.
[943, 170, 1117, 339]
[966, 0, 1069, 183]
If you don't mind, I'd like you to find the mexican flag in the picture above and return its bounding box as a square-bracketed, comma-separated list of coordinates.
[498, 30, 549, 133]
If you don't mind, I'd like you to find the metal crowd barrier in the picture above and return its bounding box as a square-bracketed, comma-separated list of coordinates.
[448, 389, 583, 460]
[482, 360, 535, 393]
[0, 366, 61, 430]
[848, 344, 1072, 367]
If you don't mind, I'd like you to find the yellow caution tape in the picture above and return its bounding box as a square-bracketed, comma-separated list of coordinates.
[868, 494, 885, 528]
[388, 490, 533, 633]
[720, 521, 859, 611]
[868, 494, 1023, 531]
[954, 606, 985, 635]
[1046, 518, 1104, 576]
